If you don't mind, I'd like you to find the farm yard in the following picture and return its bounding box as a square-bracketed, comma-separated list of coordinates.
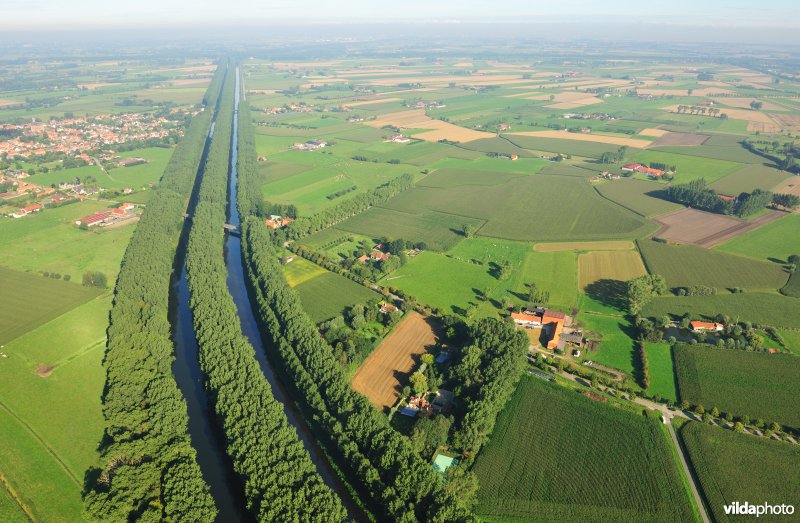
[473, 376, 698, 522]
[679, 422, 800, 523]
[351, 312, 438, 411]
[673, 344, 800, 429]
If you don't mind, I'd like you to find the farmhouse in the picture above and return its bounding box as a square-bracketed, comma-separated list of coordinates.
[379, 302, 398, 314]
[511, 308, 567, 349]
[10, 203, 43, 218]
[370, 251, 391, 261]
[622, 163, 665, 178]
[76, 211, 112, 227]
[292, 140, 328, 151]
[690, 321, 725, 332]
[391, 134, 411, 143]
[118, 157, 147, 167]
[264, 214, 294, 229]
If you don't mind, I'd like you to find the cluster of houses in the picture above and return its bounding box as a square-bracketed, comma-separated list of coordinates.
[0, 178, 55, 200]
[264, 103, 312, 115]
[75, 203, 136, 228]
[562, 112, 616, 120]
[0, 110, 189, 162]
[358, 243, 391, 263]
[292, 140, 327, 151]
[404, 100, 446, 109]
[622, 163, 667, 179]
[401, 389, 454, 418]
[264, 214, 295, 229]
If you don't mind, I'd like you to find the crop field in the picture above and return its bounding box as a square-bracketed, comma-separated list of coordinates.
[679, 422, 800, 523]
[643, 292, 800, 329]
[351, 312, 438, 411]
[781, 271, 800, 297]
[285, 260, 379, 322]
[0, 266, 101, 345]
[595, 179, 682, 217]
[708, 164, 791, 195]
[645, 343, 678, 401]
[336, 208, 482, 252]
[506, 130, 653, 148]
[416, 167, 527, 188]
[637, 240, 789, 290]
[0, 297, 110, 522]
[650, 208, 784, 248]
[673, 344, 800, 427]
[473, 376, 697, 522]
[716, 214, 800, 263]
[382, 175, 654, 242]
[578, 250, 647, 290]
[503, 134, 632, 158]
[0, 200, 137, 279]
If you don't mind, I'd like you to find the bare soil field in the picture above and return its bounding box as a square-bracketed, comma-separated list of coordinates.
[768, 113, 800, 133]
[652, 208, 786, 247]
[650, 132, 710, 147]
[76, 82, 119, 89]
[578, 250, 647, 289]
[640, 87, 735, 96]
[507, 130, 651, 148]
[0, 99, 22, 107]
[534, 241, 635, 252]
[351, 312, 439, 411]
[365, 109, 493, 142]
[169, 78, 211, 87]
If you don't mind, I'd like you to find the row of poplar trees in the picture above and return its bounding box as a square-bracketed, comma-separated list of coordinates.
[183, 67, 347, 521]
[83, 65, 227, 521]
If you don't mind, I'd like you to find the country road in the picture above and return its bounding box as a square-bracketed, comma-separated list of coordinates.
[667, 422, 711, 523]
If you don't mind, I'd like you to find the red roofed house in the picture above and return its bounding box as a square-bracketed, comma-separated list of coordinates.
[690, 321, 724, 332]
[622, 163, 642, 172]
[719, 194, 736, 202]
[542, 310, 566, 349]
[511, 311, 543, 327]
[76, 211, 112, 227]
[112, 207, 129, 217]
[370, 251, 391, 261]
[23, 204, 42, 213]
[265, 214, 294, 229]
[379, 302, 398, 314]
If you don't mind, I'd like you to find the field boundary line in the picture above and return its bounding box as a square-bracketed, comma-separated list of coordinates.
[49, 337, 106, 371]
[0, 401, 81, 488]
[0, 473, 35, 522]
[667, 423, 711, 523]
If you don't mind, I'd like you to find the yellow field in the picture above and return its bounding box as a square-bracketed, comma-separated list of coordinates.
[365, 109, 493, 142]
[639, 128, 669, 137]
[578, 250, 647, 289]
[345, 97, 402, 107]
[534, 241, 635, 252]
[282, 257, 327, 287]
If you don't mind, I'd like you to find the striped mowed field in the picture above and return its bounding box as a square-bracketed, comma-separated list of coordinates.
[578, 250, 647, 289]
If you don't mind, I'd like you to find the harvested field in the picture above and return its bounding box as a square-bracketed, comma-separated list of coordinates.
[546, 98, 604, 109]
[768, 113, 800, 133]
[506, 130, 651, 148]
[169, 78, 211, 86]
[0, 99, 21, 107]
[534, 240, 634, 252]
[364, 109, 493, 143]
[578, 250, 647, 289]
[351, 312, 438, 411]
[651, 208, 785, 248]
[641, 87, 734, 96]
[650, 132, 709, 147]
[639, 128, 669, 137]
[76, 82, 119, 89]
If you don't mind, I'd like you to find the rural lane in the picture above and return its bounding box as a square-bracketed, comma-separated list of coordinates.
[666, 422, 711, 523]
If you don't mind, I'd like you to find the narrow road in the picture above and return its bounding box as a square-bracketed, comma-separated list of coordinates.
[666, 422, 711, 523]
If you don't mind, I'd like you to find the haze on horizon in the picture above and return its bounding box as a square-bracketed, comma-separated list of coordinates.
[4, 0, 800, 29]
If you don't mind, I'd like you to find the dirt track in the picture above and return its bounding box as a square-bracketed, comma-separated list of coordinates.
[652, 208, 786, 248]
[351, 312, 439, 411]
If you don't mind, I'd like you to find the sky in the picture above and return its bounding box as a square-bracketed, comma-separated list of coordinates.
[3, 0, 799, 29]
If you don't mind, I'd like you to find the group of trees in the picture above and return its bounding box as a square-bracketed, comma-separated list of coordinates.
[447, 318, 528, 453]
[83, 65, 225, 522]
[743, 139, 800, 174]
[599, 146, 628, 164]
[664, 179, 782, 217]
[626, 274, 668, 314]
[675, 105, 725, 117]
[636, 339, 650, 389]
[241, 218, 475, 522]
[184, 70, 346, 522]
[81, 270, 107, 288]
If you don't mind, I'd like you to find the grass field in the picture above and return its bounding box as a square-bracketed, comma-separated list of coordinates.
[382, 174, 654, 242]
[638, 240, 789, 291]
[781, 271, 800, 297]
[534, 240, 635, 252]
[0, 200, 137, 280]
[503, 134, 635, 158]
[716, 214, 800, 264]
[351, 312, 438, 411]
[708, 164, 791, 195]
[576, 312, 637, 373]
[0, 297, 110, 522]
[284, 259, 380, 322]
[336, 208, 483, 252]
[381, 251, 497, 314]
[0, 266, 101, 345]
[673, 344, 800, 427]
[595, 179, 683, 217]
[578, 250, 647, 290]
[474, 376, 698, 522]
[642, 293, 800, 329]
[630, 150, 742, 184]
[645, 343, 678, 401]
[679, 422, 800, 523]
